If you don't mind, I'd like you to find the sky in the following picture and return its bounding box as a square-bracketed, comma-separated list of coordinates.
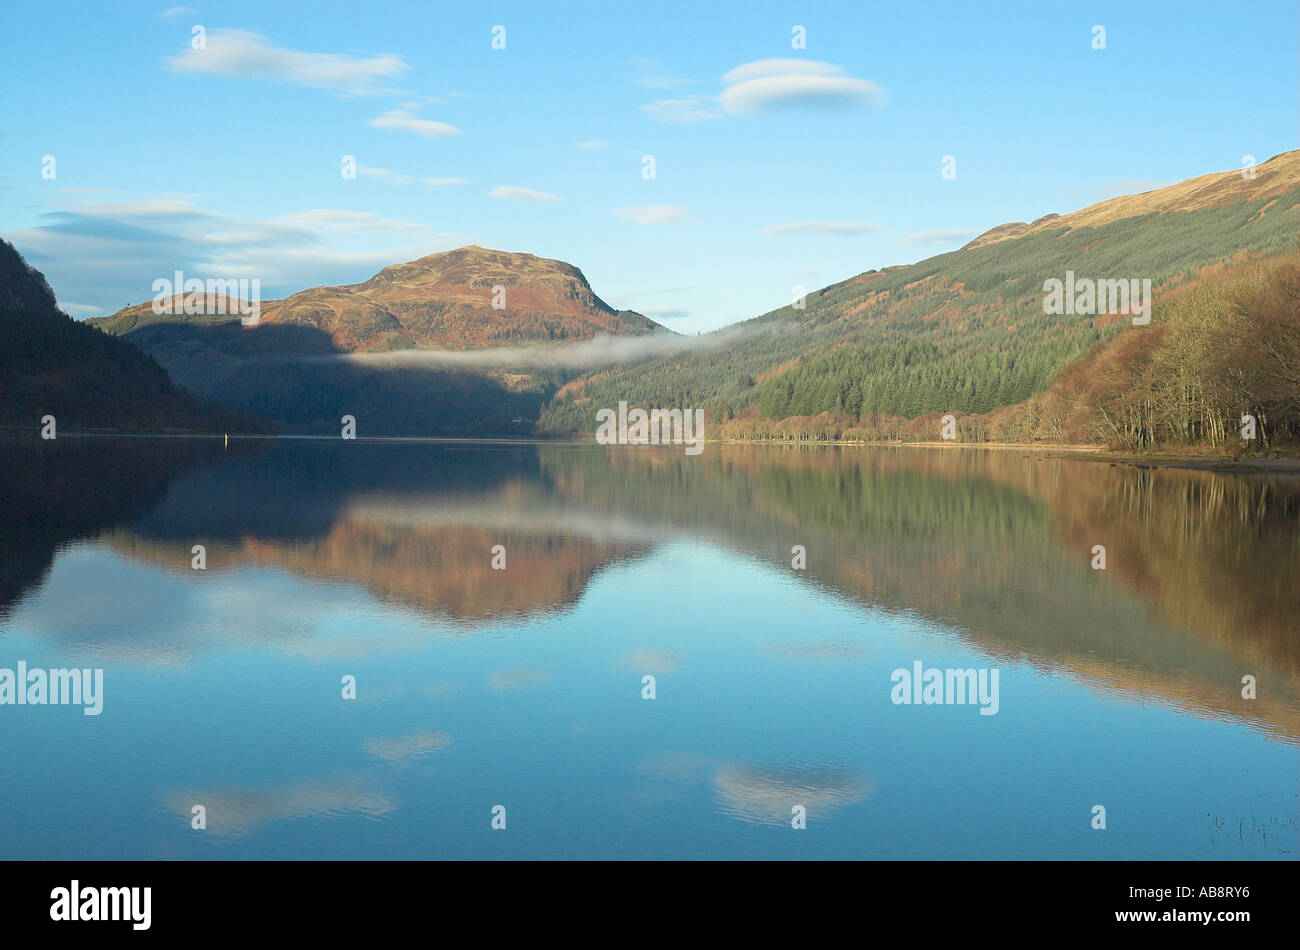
[1, 0, 1297, 333]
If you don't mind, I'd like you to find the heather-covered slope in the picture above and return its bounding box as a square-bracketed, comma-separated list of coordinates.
[90, 245, 664, 351]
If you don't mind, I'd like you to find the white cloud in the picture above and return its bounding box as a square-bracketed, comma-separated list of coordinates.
[60, 302, 104, 317]
[644, 59, 884, 123]
[280, 209, 436, 236]
[720, 59, 884, 113]
[358, 165, 415, 185]
[358, 165, 466, 187]
[55, 187, 126, 196]
[615, 205, 689, 226]
[158, 6, 196, 19]
[631, 58, 693, 89]
[4, 198, 472, 314]
[641, 96, 724, 125]
[721, 59, 845, 85]
[761, 221, 881, 237]
[489, 185, 561, 204]
[65, 199, 205, 218]
[900, 229, 978, 248]
[368, 109, 461, 139]
[167, 30, 408, 96]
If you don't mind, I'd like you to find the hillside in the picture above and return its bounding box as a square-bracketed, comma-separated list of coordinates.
[0, 239, 264, 434]
[86, 246, 667, 436]
[90, 245, 664, 351]
[539, 150, 1300, 448]
[964, 150, 1300, 248]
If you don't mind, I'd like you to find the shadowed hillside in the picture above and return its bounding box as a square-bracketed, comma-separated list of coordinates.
[0, 239, 267, 434]
[86, 245, 670, 435]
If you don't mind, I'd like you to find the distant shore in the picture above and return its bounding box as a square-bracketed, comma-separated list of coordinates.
[716, 436, 1300, 474]
[7, 428, 1299, 474]
[1055, 449, 1300, 475]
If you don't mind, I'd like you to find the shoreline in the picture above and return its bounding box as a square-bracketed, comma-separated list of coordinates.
[6, 429, 1299, 473]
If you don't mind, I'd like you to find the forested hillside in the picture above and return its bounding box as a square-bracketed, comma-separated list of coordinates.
[540, 151, 1300, 450]
[0, 240, 266, 434]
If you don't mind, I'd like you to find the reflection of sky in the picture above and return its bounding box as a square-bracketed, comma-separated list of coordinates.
[0, 540, 1294, 859]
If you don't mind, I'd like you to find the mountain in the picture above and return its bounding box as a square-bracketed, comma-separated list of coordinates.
[0, 239, 264, 434]
[88, 246, 668, 436]
[539, 150, 1300, 449]
[91, 245, 663, 351]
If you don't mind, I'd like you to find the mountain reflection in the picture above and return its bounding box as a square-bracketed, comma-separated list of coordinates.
[3, 437, 1297, 742]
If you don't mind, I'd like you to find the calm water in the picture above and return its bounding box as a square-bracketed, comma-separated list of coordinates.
[0, 437, 1296, 859]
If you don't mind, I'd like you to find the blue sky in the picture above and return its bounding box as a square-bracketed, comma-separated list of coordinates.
[1, 0, 1296, 332]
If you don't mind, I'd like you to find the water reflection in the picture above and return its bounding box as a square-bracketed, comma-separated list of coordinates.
[0, 436, 1296, 858]
[4, 437, 1295, 743]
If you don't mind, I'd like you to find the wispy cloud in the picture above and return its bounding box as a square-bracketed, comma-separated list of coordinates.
[358, 164, 466, 187]
[615, 205, 689, 226]
[280, 209, 435, 236]
[368, 109, 461, 138]
[158, 6, 196, 19]
[641, 96, 724, 125]
[761, 221, 881, 237]
[489, 185, 561, 204]
[4, 198, 471, 314]
[167, 29, 407, 96]
[55, 186, 126, 196]
[631, 57, 693, 90]
[900, 229, 978, 248]
[293, 321, 788, 372]
[61, 302, 104, 317]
